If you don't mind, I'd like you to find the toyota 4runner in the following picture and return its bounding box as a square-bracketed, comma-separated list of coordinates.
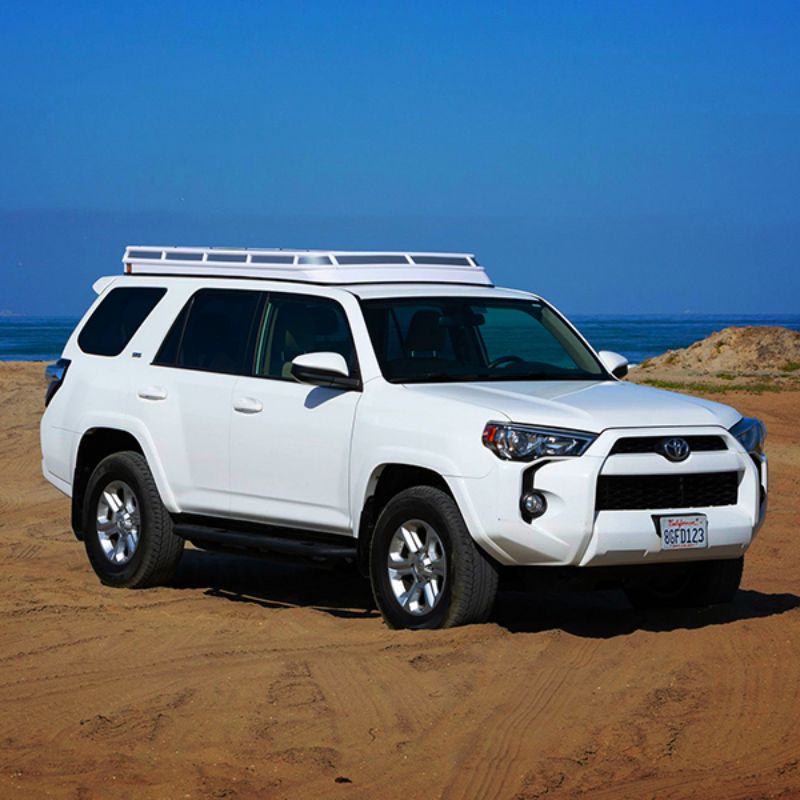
[40, 246, 768, 629]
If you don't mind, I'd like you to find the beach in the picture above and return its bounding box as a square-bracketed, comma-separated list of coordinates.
[1, 360, 799, 799]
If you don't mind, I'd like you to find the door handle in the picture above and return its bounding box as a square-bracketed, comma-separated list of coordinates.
[137, 386, 168, 401]
[233, 397, 263, 414]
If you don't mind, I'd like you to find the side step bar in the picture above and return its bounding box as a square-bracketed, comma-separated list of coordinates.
[173, 523, 358, 562]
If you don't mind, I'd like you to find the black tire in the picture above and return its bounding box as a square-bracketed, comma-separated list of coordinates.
[369, 486, 498, 629]
[82, 451, 184, 588]
[624, 557, 743, 610]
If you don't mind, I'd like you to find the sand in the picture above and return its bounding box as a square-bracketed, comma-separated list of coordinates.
[1, 361, 799, 799]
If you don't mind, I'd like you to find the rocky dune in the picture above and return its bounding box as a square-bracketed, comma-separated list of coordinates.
[632, 326, 800, 389]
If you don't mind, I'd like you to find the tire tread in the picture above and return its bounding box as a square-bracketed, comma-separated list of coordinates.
[370, 486, 498, 629]
[83, 451, 183, 588]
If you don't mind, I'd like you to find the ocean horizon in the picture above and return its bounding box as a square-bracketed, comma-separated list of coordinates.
[2, 313, 799, 365]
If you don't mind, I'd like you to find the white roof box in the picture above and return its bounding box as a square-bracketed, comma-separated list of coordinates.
[122, 246, 492, 286]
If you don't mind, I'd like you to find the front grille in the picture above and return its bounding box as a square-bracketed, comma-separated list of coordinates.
[596, 471, 739, 510]
[609, 435, 727, 455]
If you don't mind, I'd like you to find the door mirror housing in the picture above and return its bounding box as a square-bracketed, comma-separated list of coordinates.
[290, 352, 361, 391]
[598, 350, 629, 379]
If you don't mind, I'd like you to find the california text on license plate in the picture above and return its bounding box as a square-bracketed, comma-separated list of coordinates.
[659, 514, 708, 550]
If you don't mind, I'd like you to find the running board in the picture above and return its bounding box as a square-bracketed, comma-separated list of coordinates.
[173, 523, 357, 561]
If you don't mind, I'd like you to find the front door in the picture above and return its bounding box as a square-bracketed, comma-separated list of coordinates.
[229, 292, 361, 533]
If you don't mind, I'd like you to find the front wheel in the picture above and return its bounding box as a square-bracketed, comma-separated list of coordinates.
[624, 557, 743, 609]
[83, 451, 184, 588]
[369, 486, 498, 629]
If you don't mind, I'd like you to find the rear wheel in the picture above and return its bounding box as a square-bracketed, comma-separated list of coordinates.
[83, 451, 184, 588]
[369, 486, 498, 629]
[624, 557, 743, 609]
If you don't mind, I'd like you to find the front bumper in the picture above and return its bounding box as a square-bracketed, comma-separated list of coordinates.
[455, 426, 767, 567]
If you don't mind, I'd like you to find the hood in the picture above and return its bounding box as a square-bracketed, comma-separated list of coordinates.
[403, 379, 741, 432]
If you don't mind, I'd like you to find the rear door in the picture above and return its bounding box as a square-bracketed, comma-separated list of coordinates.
[137, 288, 264, 516]
[229, 291, 361, 533]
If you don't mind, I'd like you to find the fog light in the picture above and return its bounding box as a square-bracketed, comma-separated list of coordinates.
[521, 491, 547, 519]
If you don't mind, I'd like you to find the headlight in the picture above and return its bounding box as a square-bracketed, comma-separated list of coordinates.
[730, 416, 766, 453]
[482, 422, 596, 461]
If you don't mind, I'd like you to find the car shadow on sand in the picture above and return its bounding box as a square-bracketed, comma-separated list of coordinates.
[171, 548, 800, 635]
[492, 587, 800, 638]
[171, 548, 380, 619]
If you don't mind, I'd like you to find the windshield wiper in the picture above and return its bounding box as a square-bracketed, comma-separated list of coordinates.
[490, 372, 597, 381]
[396, 372, 488, 384]
[396, 371, 599, 384]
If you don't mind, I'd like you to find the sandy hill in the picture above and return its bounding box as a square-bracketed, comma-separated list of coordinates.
[631, 326, 800, 388]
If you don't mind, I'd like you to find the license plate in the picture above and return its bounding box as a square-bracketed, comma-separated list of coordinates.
[658, 514, 708, 550]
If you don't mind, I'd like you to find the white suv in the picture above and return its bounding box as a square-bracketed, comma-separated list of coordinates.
[41, 246, 768, 629]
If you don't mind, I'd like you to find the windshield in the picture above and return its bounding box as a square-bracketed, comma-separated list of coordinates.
[361, 297, 608, 383]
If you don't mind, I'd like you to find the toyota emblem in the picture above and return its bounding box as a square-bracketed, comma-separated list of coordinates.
[658, 437, 691, 462]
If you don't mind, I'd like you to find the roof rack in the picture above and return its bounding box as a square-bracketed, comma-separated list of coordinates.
[122, 246, 492, 286]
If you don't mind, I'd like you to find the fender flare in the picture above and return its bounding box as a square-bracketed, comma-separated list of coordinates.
[74, 414, 180, 513]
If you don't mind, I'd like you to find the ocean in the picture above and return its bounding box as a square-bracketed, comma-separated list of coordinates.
[1, 313, 799, 365]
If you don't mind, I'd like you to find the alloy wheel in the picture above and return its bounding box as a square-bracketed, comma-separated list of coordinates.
[96, 480, 141, 565]
[386, 519, 447, 615]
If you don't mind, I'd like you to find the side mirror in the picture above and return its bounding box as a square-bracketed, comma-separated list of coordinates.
[290, 352, 361, 391]
[598, 350, 629, 379]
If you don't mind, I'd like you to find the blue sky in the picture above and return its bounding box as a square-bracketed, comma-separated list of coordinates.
[1, 1, 798, 315]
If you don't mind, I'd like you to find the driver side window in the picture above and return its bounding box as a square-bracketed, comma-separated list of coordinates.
[254, 294, 357, 380]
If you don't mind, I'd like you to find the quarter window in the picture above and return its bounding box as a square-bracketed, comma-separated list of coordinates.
[155, 289, 263, 375]
[78, 287, 166, 357]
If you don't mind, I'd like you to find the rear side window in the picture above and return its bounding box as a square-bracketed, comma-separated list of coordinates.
[78, 287, 166, 356]
[154, 289, 263, 375]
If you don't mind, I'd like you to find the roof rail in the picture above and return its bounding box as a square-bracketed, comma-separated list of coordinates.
[122, 246, 492, 286]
